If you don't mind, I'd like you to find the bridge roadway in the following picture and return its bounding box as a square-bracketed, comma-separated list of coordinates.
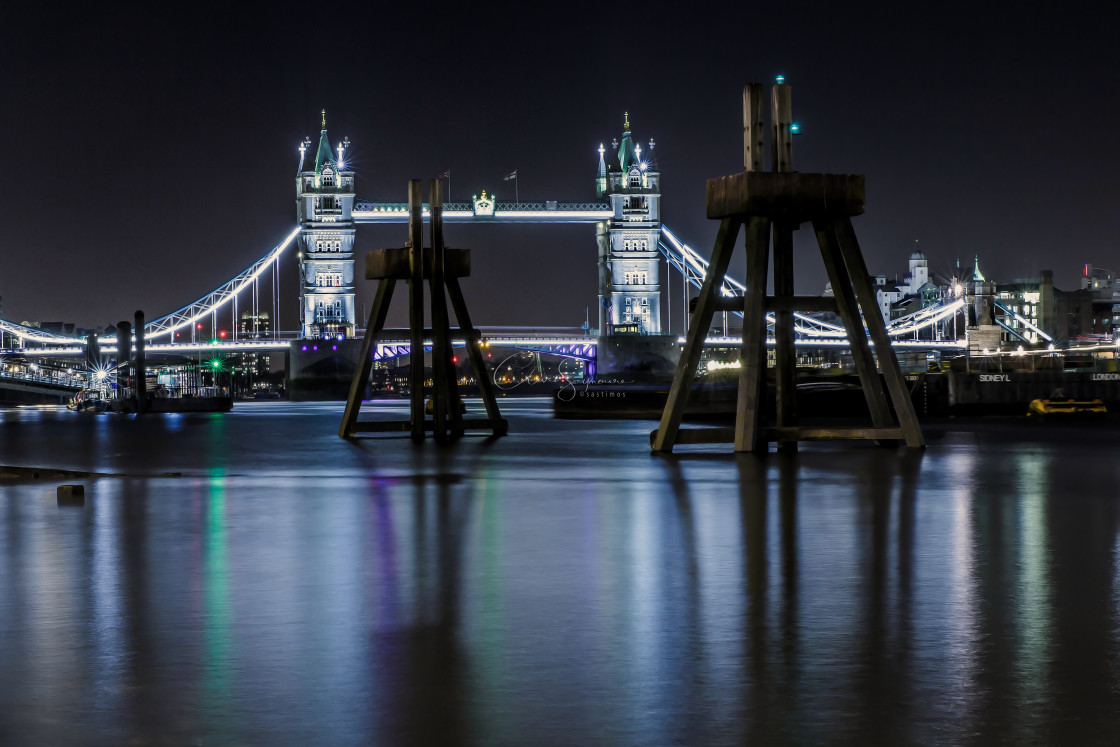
[0, 331, 963, 364]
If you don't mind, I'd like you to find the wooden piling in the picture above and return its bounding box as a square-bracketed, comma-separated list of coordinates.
[407, 181, 425, 442]
[651, 80, 924, 453]
[339, 180, 507, 441]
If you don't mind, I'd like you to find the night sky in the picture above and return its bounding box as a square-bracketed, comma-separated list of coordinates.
[4, 6, 1119, 334]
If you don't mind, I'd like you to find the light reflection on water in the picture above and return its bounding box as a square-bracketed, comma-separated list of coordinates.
[1, 400, 1120, 743]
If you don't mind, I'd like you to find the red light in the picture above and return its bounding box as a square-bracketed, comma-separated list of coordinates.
[452, 356, 458, 364]
[196, 323, 203, 330]
[219, 330, 227, 339]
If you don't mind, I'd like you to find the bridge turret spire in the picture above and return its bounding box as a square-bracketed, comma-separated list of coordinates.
[618, 113, 636, 172]
[596, 143, 607, 197]
[313, 109, 334, 174]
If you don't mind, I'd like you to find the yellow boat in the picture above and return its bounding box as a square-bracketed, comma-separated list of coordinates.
[1027, 398, 1107, 417]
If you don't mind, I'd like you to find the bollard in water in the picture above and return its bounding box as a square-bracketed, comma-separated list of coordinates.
[57, 484, 85, 506]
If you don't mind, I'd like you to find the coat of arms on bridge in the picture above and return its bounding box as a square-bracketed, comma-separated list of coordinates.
[472, 190, 495, 217]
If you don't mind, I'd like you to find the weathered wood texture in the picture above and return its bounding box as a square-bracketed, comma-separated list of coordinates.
[772, 222, 797, 450]
[407, 180, 426, 442]
[429, 179, 454, 441]
[733, 216, 771, 452]
[707, 172, 864, 221]
[743, 84, 765, 172]
[771, 82, 793, 173]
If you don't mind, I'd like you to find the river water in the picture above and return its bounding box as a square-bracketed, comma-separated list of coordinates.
[1, 399, 1119, 744]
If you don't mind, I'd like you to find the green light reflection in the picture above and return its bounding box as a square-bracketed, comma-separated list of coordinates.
[203, 468, 232, 727]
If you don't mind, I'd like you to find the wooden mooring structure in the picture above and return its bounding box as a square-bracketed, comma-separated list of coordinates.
[651, 80, 924, 452]
[340, 179, 507, 442]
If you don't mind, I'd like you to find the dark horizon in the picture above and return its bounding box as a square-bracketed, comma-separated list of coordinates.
[4, 6, 1119, 332]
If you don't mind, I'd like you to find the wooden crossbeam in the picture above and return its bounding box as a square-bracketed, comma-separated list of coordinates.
[651, 426, 906, 446]
[707, 172, 864, 221]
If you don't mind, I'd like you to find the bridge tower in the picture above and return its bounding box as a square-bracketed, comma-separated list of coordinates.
[596, 113, 662, 335]
[296, 111, 356, 340]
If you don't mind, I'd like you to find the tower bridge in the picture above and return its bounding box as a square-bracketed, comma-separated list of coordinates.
[3, 109, 985, 399]
[295, 109, 664, 342]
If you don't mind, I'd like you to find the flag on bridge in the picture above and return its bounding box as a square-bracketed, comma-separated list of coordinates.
[503, 170, 517, 181]
[440, 169, 451, 178]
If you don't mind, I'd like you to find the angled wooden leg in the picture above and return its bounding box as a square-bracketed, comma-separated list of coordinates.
[339, 279, 396, 438]
[652, 218, 742, 452]
[772, 221, 797, 451]
[407, 180, 426, 442]
[447, 277, 507, 436]
[813, 220, 893, 429]
[735, 216, 771, 452]
[834, 218, 925, 448]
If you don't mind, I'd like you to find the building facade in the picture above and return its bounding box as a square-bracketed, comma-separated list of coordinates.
[872, 246, 935, 322]
[596, 113, 662, 335]
[236, 311, 271, 379]
[296, 112, 356, 340]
